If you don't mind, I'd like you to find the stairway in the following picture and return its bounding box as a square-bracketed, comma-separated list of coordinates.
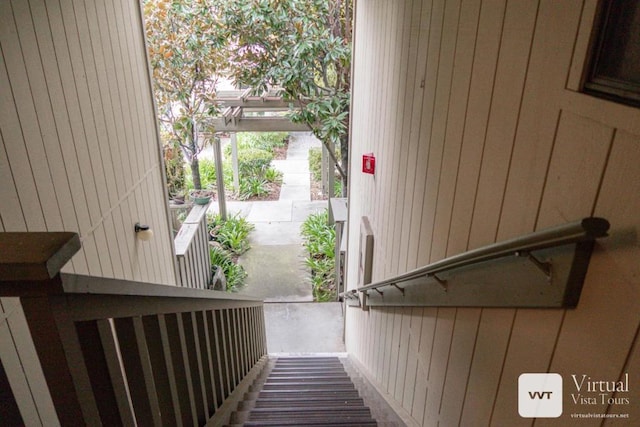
[228, 357, 378, 426]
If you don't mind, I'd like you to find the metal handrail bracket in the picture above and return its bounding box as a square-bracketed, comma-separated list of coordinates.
[353, 217, 609, 309]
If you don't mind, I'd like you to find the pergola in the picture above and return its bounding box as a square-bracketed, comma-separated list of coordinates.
[204, 88, 337, 219]
[211, 88, 310, 132]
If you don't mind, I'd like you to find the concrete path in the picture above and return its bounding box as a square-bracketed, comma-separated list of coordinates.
[264, 303, 345, 353]
[210, 132, 344, 353]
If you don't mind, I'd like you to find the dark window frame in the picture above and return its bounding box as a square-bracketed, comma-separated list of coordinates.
[583, 0, 640, 107]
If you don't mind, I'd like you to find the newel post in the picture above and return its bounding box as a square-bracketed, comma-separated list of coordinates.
[0, 232, 85, 425]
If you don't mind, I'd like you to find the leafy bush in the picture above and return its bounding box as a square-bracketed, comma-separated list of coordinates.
[198, 158, 217, 190]
[207, 213, 254, 292]
[239, 177, 269, 200]
[300, 210, 336, 302]
[163, 144, 186, 197]
[209, 245, 247, 292]
[224, 132, 288, 157]
[264, 167, 283, 183]
[309, 147, 322, 181]
[238, 148, 273, 177]
[184, 158, 220, 192]
[208, 213, 255, 255]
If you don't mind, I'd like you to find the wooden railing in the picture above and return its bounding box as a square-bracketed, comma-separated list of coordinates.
[174, 203, 213, 289]
[0, 232, 266, 426]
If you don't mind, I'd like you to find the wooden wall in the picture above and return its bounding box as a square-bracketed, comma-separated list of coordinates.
[0, 0, 177, 422]
[345, 0, 640, 425]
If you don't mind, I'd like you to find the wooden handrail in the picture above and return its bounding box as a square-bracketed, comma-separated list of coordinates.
[174, 203, 214, 289]
[0, 232, 267, 426]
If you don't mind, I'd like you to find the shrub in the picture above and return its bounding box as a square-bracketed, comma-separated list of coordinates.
[163, 144, 186, 197]
[238, 177, 269, 200]
[198, 158, 217, 190]
[209, 245, 247, 292]
[300, 210, 336, 302]
[224, 132, 288, 157]
[238, 148, 273, 177]
[207, 213, 255, 255]
[309, 147, 322, 181]
[264, 167, 283, 183]
[184, 158, 218, 191]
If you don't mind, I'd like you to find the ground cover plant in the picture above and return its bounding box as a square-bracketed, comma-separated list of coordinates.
[300, 210, 336, 301]
[207, 213, 254, 291]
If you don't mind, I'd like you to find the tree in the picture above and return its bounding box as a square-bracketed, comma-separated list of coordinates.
[217, 0, 352, 193]
[143, 0, 225, 191]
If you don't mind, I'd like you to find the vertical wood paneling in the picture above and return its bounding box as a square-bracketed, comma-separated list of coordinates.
[346, 1, 640, 426]
[417, 0, 463, 265]
[1, 0, 178, 419]
[397, 0, 427, 272]
[438, 0, 507, 260]
[1, 0, 176, 285]
[535, 130, 640, 427]
[467, 0, 539, 248]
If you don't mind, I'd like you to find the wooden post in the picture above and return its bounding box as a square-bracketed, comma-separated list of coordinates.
[0, 232, 85, 425]
[213, 137, 227, 220]
[231, 133, 240, 193]
[321, 144, 329, 196]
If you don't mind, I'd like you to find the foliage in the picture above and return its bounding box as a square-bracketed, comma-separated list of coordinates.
[207, 213, 255, 255]
[334, 180, 342, 197]
[238, 177, 269, 200]
[224, 132, 288, 156]
[217, 0, 353, 191]
[209, 246, 247, 292]
[300, 210, 336, 302]
[144, 0, 226, 189]
[207, 213, 254, 292]
[264, 167, 283, 183]
[309, 147, 322, 182]
[237, 148, 274, 177]
[163, 143, 186, 197]
[197, 158, 217, 190]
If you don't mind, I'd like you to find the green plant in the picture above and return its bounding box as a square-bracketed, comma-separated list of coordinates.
[309, 147, 322, 182]
[264, 167, 283, 183]
[238, 148, 273, 177]
[198, 158, 217, 190]
[334, 180, 343, 197]
[238, 177, 268, 200]
[163, 143, 186, 197]
[184, 158, 220, 192]
[300, 210, 336, 302]
[209, 245, 247, 292]
[207, 213, 255, 255]
[224, 132, 288, 157]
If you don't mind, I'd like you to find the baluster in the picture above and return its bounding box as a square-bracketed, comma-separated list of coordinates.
[113, 317, 161, 426]
[163, 313, 196, 426]
[142, 315, 178, 426]
[180, 312, 206, 425]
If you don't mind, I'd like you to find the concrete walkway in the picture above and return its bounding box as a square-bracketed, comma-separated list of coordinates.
[209, 132, 345, 352]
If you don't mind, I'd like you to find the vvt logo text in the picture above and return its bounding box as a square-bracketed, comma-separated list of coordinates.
[528, 391, 554, 399]
[519, 373, 563, 418]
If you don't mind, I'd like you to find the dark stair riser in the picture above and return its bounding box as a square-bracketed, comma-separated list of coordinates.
[229, 357, 379, 427]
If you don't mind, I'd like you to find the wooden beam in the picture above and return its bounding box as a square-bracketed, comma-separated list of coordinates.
[210, 117, 310, 132]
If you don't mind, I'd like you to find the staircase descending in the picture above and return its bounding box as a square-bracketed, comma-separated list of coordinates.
[228, 357, 378, 426]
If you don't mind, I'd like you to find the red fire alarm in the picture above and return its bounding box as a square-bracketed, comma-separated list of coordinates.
[362, 153, 375, 174]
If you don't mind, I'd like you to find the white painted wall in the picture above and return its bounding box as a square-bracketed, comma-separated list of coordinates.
[0, 0, 177, 422]
[345, 0, 640, 425]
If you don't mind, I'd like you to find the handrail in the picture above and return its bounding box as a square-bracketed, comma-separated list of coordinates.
[0, 232, 267, 426]
[344, 217, 609, 301]
[174, 202, 213, 289]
